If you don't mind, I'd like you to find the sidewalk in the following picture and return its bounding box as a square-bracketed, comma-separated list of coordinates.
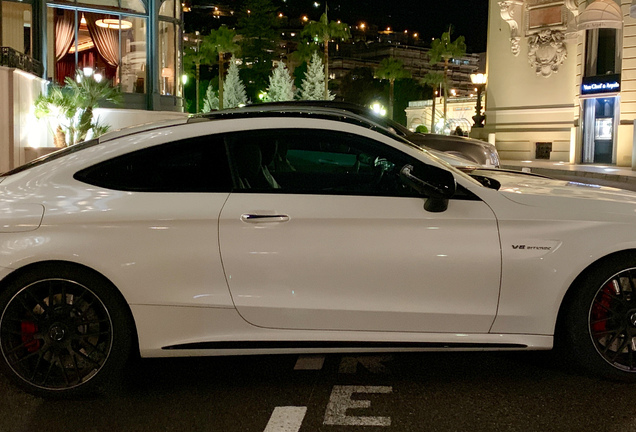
[500, 159, 636, 188]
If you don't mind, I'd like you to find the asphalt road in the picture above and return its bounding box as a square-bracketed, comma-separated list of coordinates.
[3, 171, 636, 432]
[1, 350, 636, 432]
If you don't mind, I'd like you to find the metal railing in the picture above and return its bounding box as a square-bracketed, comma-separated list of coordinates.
[0, 47, 43, 77]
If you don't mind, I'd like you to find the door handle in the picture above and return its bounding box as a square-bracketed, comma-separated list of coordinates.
[241, 214, 290, 223]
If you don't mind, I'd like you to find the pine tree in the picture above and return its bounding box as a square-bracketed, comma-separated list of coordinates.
[223, 57, 248, 108]
[299, 52, 334, 101]
[265, 61, 294, 102]
[202, 83, 219, 112]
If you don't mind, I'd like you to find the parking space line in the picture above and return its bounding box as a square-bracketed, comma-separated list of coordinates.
[263, 406, 307, 432]
[294, 355, 325, 370]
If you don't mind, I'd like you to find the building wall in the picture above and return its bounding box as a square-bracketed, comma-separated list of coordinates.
[0, 66, 48, 172]
[485, 0, 578, 162]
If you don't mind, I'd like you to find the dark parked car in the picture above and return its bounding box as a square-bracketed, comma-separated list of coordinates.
[238, 101, 500, 167]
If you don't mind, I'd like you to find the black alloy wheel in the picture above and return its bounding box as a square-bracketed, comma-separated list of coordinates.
[589, 269, 636, 371]
[561, 254, 636, 382]
[0, 265, 132, 397]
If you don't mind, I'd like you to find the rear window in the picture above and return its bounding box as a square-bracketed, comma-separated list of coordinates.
[1, 139, 100, 177]
[74, 136, 232, 192]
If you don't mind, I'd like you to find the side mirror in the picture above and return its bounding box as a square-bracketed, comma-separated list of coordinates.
[400, 164, 457, 212]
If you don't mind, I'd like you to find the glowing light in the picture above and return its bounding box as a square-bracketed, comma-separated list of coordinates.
[370, 102, 387, 117]
[95, 18, 132, 29]
[181, 74, 188, 85]
[302, 15, 308, 22]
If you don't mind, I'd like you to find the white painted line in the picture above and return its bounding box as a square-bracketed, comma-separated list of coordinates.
[294, 355, 325, 370]
[339, 355, 393, 374]
[264, 406, 307, 432]
[323, 385, 392, 426]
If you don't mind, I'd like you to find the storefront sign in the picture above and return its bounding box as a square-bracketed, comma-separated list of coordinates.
[581, 75, 621, 96]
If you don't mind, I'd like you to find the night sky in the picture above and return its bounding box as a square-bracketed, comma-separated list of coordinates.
[188, 0, 490, 53]
[321, 0, 489, 52]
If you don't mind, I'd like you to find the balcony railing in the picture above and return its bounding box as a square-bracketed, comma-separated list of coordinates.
[0, 47, 43, 77]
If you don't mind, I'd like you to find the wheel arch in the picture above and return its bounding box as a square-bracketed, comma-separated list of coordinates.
[555, 249, 636, 341]
[0, 260, 140, 356]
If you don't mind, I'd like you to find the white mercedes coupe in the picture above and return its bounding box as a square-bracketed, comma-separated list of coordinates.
[1, 106, 636, 397]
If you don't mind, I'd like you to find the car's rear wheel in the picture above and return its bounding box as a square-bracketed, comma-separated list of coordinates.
[0, 264, 132, 397]
[562, 254, 636, 381]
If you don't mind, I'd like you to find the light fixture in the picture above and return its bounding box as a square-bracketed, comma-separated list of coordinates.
[470, 73, 487, 128]
[95, 18, 133, 30]
[470, 73, 487, 85]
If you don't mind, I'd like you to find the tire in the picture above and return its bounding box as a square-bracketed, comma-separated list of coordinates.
[0, 263, 133, 397]
[561, 254, 636, 382]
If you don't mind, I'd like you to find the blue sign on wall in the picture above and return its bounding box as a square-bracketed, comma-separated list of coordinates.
[581, 74, 621, 96]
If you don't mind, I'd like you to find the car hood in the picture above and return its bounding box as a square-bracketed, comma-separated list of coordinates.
[477, 169, 636, 208]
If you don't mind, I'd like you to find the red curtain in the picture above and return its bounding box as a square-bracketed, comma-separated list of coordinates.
[85, 12, 120, 68]
[54, 9, 75, 61]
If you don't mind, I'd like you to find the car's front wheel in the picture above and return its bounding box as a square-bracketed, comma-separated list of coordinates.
[0, 263, 133, 397]
[562, 254, 636, 381]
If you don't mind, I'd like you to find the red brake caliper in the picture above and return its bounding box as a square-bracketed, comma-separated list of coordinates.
[20, 321, 41, 353]
[591, 282, 615, 333]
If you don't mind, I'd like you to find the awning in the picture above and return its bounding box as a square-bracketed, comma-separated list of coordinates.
[578, 0, 623, 30]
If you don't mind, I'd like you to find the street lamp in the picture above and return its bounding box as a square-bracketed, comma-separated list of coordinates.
[470, 73, 487, 128]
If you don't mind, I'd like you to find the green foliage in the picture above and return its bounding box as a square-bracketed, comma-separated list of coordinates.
[207, 25, 239, 110]
[299, 52, 333, 100]
[392, 78, 425, 126]
[375, 57, 412, 120]
[376, 57, 411, 82]
[339, 67, 384, 107]
[237, 0, 279, 98]
[223, 57, 249, 108]
[302, 12, 351, 46]
[35, 71, 121, 147]
[415, 125, 428, 133]
[429, 29, 467, 122]
[429, 31, 467, 65]
[202, 83, 219, 112]
[301, 12, 351, 99]
[265, 61, 294, 102]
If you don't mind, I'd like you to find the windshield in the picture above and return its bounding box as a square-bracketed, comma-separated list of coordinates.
[1, 139, 101, 177]
[384, 131, 483, 188]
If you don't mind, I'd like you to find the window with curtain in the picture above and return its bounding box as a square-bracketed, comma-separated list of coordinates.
[120, 15, 146, 93]
[159, 20, 175, 95]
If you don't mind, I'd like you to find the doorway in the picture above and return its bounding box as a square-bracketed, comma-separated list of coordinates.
[582, 96, 618, 164]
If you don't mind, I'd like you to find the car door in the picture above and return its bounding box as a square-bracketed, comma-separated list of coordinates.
[219, 125, 501, 333]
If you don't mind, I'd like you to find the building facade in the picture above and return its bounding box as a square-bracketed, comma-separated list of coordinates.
[485, 0, 636, 165]
[0, 0, 185, 170]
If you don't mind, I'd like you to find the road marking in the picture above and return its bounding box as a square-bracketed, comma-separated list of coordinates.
[264, 406, 307, 432]
[323, 385, 392, 426]
[294, 355, 325, 370]
[339, 355, 393, 374]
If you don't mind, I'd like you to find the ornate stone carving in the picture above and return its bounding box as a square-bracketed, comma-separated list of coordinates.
[527, 29, 567, 78]
[499, 0, 524, 56]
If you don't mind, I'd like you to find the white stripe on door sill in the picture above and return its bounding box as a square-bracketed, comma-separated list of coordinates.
[264, 406, 307, 432]
[294, 355, 325, 370]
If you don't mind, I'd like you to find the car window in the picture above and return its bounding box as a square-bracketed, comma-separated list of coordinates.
[226, 129, 435, 197]
[74, 135, 232, 192]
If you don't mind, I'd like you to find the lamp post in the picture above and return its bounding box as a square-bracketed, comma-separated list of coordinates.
[470, 73, 487, 128]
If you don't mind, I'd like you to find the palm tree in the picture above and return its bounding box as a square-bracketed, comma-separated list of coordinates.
[421, 71, 444, 132]
[428, 30, 466, 124]
[302, 10, 351, 100]
[375, 57, 411, 120]
[183, 34, 216, 112]
[208, 25, 239, 110]
[35, 71, 121, 147]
